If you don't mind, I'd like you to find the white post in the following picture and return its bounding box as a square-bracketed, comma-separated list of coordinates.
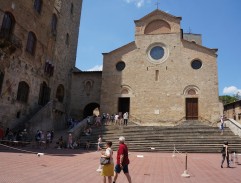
[172, 144, 176, 157]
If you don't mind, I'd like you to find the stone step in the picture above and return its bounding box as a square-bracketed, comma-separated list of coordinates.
[78, 122, 241, 153]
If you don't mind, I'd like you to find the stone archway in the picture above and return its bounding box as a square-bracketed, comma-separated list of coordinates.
[83, 103, 100, 118]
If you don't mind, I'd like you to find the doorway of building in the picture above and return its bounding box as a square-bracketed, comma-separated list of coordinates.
[38, 82, 51, 106]
[186, 98, 198, 120]
[83, 103, 100, 118]
[118, 97, 130, 114]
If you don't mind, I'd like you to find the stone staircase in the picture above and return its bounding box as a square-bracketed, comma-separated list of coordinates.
[79, 121, 241, 153]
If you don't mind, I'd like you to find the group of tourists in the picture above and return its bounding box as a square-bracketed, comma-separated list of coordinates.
[98, 136, 132, 183]
[95, 112, 129, 126]
[35, 130, 54, 149]
[0, 127, 30, 142]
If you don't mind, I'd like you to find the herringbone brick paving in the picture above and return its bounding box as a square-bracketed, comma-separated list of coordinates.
[0, 146, 241, 183]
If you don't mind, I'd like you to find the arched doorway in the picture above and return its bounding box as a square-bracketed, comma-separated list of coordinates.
[16, 81, 29, 103]
[83, 103, 100, 118]
[38, 82, 50, 106]
[56, 84, 64, 103]
[184, 86, 199, 120]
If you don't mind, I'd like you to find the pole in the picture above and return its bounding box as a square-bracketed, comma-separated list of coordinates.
[181, 153, 190, 178]
[185, 153, 187, 170]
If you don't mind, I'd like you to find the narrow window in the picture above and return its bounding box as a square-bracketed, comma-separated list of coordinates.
[17, 81, 30, 103]
[70, 3, 74, 14]
[155, 70, 159, 81]
[65, 33, 69, 45]
[34, 0, 42, 14]
[51, 14, 57, 36]
[0, 12, 15, 39]
[26, 31, 37, 55]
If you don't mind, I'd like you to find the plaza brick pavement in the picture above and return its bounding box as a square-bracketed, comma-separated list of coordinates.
[0, 145, 241, 183]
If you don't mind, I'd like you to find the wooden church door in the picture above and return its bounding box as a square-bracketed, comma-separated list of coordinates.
[186, 98, 198, 120]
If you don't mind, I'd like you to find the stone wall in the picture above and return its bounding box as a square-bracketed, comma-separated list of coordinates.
[0, 0, 82, 129]
[70, 71, 102, 119]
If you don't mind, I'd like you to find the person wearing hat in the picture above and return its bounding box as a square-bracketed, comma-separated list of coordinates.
[113, 136, 132, 183]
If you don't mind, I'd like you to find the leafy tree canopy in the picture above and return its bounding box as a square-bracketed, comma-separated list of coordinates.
[219, 95, 240, 105]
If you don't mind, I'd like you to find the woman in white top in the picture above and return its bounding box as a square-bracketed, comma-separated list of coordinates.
[101, 141, 114, 183]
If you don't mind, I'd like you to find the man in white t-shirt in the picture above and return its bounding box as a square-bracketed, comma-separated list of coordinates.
[123, 112, 128, 126]
[114, 114, 119, 125]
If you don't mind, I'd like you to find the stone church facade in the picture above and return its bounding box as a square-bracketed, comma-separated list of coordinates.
[0, 0, 82, 130]
[72, 10, 220, 125]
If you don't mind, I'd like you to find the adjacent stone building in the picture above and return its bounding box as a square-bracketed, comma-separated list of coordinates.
[72, 9, 220, 125]
[0, 0, 82, 131]
[70, 70, 102, 119]
[224, 100, 241, 123]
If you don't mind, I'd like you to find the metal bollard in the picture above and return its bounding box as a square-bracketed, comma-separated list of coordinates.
[181, 153, 190, 178]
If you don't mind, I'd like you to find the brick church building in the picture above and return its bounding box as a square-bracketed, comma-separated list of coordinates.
[71, 9, 220, 125]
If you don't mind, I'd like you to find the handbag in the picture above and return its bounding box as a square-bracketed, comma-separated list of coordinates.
[100, 157, 110, 165]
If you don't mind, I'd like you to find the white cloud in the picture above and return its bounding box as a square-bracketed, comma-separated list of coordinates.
[87, 65, 103, 71]
[123, 0, 149, 8]
[223, 86, 241, 95]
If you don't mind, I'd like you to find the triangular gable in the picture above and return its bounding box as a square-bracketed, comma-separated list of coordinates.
[135, 9, 182, 23]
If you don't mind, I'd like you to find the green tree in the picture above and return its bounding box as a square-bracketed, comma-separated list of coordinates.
[219, 95, 237, 105]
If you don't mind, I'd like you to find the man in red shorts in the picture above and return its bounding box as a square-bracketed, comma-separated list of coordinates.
[113, 136, 132, 183]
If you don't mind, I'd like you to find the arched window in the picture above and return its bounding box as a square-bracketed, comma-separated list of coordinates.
[17, 81, 29, 103]
[34, 0, 42, 14]
[26, 31, 37, 55]
[56, 84, 64, 103]
[65, 33, 69, 45]
[51, 14, 57, 36]
[144, 20, 171, 35]
[0, 12, 15, 39]
[187, 89, 196, 95]
[0, 71, 4, 94]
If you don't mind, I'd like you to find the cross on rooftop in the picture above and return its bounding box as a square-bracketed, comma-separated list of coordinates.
[155, 1, 160, 9]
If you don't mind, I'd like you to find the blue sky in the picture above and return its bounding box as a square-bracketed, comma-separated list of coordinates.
[76, 0, 241, 96]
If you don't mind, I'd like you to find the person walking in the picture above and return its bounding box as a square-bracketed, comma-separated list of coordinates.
[96, 135, 103, 172]
[97, 135, 102, 151]
[113, 136, 132, 183]
[123, 112, 129, 126]
[67, 133, 73, 149]
[221, 141, 230, 168]
[100, 141, 114, 183]
[220, 116, 224, 135]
